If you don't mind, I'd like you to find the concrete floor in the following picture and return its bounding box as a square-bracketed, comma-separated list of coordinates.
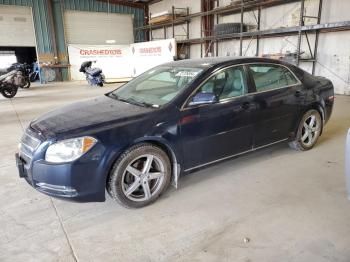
[0, 82, 350, 262]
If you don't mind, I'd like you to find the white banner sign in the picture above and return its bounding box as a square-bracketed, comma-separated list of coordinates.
[67, 45, 131, 80]
[130, 38, 177, 76]
[67, 39, 176, 81]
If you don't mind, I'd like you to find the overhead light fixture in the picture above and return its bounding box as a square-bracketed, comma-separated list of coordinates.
[106, 40, 116, 44]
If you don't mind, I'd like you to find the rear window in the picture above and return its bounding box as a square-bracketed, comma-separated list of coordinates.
[249, 64, 299, 92]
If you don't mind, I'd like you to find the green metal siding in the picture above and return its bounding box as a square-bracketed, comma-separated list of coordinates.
[0, 0, 145, 52]
[52, 0, 65, 54]
[0, 0, 145, 81]
[32, 0, 54, 53]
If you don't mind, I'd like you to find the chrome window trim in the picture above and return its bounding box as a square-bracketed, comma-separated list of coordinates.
[181, 63, 246, 111]
[180, 62, 302, 111]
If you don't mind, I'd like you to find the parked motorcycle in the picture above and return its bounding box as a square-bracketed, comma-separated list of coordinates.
[0, 69, 25, 98]
[29, 62, 39, 82]
[79, 61, 105, 87]
[7, 63, 31, 88]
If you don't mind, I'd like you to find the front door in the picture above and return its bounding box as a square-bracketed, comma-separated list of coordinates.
[247, 63, 303, 147]
[180, 65, 255, 170]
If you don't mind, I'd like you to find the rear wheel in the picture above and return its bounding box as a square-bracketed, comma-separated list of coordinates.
[289, 109, 322, 151]
[108, 143, 171, 208]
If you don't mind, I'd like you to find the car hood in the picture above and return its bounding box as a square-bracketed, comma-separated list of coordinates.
[30, 95, 154, 138]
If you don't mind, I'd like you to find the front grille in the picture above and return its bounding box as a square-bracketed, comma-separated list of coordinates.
[19, 128, 41, 165]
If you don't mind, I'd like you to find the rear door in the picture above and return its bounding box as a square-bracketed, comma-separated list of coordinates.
[247, 63, 303, 148]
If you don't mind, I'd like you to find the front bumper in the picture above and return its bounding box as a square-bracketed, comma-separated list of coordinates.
[16, 142, 109, 202]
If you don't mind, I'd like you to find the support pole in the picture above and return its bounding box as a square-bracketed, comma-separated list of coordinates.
[186, 7, 190, 40]
[215, 0, 219, 56]
[239, 0, 244, 56]
[256, 6, 261, 56]
[296, 0, 305, 66]
[149, 12, 153, 41]
[312, 0, 323, 75]
[172, 6, 175, 38]
[144, 3, 149, 41]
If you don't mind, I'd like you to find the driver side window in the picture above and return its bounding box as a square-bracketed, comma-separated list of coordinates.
[197, 66, 247, 101]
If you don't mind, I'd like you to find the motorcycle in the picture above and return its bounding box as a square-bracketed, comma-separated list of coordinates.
[0, 69, 25, 98]
[29, 62, 39, 82]
[7, 63, 31, 88]
[79, 61, 105, 87]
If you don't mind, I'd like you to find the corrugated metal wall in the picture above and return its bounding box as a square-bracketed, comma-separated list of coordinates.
[0, 0, 145, 80]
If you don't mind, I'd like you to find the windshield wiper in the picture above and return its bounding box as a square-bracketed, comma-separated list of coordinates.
[107, 93, 157, 108]
[126, 97, 157, 108]
[108, 93, 135, 104]
[107, 93, 119, 100]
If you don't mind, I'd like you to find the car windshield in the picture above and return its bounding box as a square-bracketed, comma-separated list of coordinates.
[109, 66, 203, 107]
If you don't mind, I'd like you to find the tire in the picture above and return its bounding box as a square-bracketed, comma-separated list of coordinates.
[289, 109, 322, 151]
[30, 73, 38, 82]
[108, 143, 171, 208]
[1, 85, 18, 98]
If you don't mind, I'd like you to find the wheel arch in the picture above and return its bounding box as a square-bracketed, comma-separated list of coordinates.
[105, 138, 181, 191]
[309, 102, 325, 134]
[292, 102, 325, 140]
[300, 102, 325, 134]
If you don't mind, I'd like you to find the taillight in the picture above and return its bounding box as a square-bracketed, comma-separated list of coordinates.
[328, 95, 334, 101]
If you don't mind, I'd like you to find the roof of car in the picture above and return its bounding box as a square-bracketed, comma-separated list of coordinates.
[162, 56, 286, 68]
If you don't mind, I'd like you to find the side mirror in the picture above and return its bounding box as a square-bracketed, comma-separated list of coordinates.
[189, 92, 217, 106]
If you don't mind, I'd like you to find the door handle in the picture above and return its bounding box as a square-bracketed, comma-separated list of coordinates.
[241, 102, 250, 110]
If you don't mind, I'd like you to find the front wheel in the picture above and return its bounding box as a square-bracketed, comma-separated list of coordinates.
[1, 84, 18, 98]
[108, 143, 171, 208]
[289, 109, 322, 151]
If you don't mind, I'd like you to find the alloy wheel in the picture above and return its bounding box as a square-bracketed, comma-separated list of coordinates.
[121, 154, 165, 202]
[300, 114, 321, 147]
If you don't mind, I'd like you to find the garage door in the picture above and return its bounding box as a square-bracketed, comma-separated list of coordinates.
[0, 5, 36, 47]
[64, 10, 134, 45]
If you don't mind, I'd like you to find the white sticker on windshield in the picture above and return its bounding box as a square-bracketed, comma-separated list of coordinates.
[175, 71, 200, 77]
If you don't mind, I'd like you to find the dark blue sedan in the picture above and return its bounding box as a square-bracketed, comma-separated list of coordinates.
[16, 57, 334, 208]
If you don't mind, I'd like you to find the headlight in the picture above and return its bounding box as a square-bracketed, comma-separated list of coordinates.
[45, 136, 97, 163]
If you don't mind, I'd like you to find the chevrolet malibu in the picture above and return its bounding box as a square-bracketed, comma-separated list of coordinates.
[16, 57, 334, 208]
